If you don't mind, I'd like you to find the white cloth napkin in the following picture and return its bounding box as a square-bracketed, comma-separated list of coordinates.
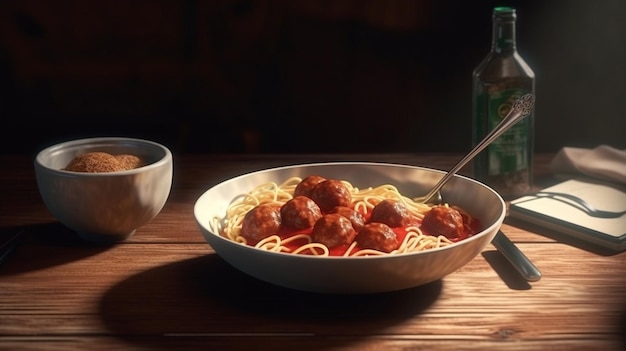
[550, 145, 626, 185]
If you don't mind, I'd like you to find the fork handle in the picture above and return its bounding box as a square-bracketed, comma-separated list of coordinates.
[419, 94, 534, 204]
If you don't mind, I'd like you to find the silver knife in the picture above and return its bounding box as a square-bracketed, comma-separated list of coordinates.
[492, 230, 542, 282]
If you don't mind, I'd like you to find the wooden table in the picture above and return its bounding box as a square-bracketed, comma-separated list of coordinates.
[1, 153, 625, 351]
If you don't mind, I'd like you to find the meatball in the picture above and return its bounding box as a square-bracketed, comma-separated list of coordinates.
[309, 179, 352, 212]
[280, 196, 323, 229]
[294, 175, 326, 198]
[293, 175, 326, 197]
[420, 205, 465, 240]
[356, 222, 399, 253]
[329, 206, 365, 232]
[240, 205, 281, 242]
[369, 199, 412, 227]
[311, 214, 356, 248]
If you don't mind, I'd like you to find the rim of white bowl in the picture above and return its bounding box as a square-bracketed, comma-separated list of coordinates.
[35, 136, 172, 176]
[194, 161, 506, 260]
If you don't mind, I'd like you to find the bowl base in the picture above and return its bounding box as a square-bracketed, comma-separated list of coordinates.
[77, 230, 136, 244]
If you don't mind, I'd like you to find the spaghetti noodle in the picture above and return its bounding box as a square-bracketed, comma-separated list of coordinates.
[213, 176, 479, 257]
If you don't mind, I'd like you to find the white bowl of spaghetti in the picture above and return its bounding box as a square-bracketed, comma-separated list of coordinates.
[194, 162, 505, 294]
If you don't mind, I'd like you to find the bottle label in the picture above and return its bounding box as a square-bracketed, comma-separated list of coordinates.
[486, 89, 530, 176]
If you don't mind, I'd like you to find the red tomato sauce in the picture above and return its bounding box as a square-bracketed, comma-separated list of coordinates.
[246, 209, 481, 256]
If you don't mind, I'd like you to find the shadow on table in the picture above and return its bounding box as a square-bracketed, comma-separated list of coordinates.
[99, 254, 442, 349]
[481, 250, 533, 290]
[0, 222, 113, 275]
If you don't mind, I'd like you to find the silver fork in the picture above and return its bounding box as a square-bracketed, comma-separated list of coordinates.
[533, 192, 626, 219]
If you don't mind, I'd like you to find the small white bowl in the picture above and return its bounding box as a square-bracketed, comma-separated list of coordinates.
[194, 162, 505, 294]
[34, 137, 173, 243]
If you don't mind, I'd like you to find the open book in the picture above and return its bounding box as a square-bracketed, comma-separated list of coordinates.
[509, 179, 626, 251]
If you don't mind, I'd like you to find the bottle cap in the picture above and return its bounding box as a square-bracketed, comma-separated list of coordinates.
[493, 6, 516, 21]
[494, 6, 515, 14]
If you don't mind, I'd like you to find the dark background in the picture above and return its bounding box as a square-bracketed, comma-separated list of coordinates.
[1, 0, 624, 155]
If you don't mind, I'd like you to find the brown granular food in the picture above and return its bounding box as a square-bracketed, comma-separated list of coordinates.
[115, 154, 144, 170]
[64, 152, 143, 173]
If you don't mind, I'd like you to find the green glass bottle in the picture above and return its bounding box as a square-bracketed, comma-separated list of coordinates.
[472, 6, 535, 199]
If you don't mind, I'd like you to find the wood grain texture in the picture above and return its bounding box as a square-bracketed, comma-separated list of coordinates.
[1, 153, 624, 351]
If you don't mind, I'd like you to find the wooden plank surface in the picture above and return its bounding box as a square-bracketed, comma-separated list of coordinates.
[1, 153, 625, 351]
[1, 243, 624, 350]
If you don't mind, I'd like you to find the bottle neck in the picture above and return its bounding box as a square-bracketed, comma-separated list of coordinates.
[491, 8, 517, 53]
